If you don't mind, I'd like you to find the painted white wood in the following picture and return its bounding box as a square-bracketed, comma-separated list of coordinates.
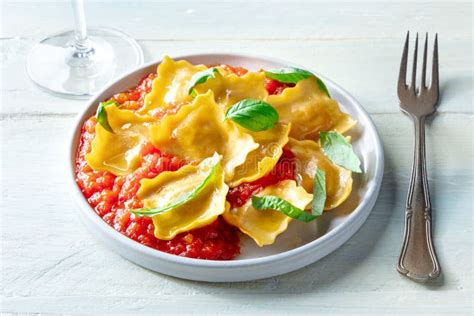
[1, 0, 472, 314]
[1, 38, 473, 115]
[1, 1, 472, 40]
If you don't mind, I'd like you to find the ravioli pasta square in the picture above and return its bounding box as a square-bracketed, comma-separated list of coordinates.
[288, 138, 353, 210]
[230, 123, 291, 187]
[140, 56, 208, 115]
[223, 180, 313, 246]
[149, 91, 259, 181]
[85, 105, 154, 176]
[138, 154, 229, 240]
[193, 69, 268, 109]
[266, 77, 356, 140]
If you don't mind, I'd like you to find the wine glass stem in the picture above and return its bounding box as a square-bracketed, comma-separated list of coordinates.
[70, 0, 93, 56]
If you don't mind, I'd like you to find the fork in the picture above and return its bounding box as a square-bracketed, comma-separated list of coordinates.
[396, 32, 441, 282]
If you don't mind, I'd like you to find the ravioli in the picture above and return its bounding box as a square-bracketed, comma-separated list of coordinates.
[287, 138, 352, 210]
[229, 123, 291, 187]
[137, 154, 229, 240]
[81, 57, 361, 253]
[193, 69, 268, 109]
[139, 56, 207, 115]
[266, 77, 356, 140]
[223, 180, 313, 246]
[85, 104, 154, 176]
[149, 91, 258, 181]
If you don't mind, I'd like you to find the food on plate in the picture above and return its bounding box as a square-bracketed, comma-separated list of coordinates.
[75, 56, 362, 260]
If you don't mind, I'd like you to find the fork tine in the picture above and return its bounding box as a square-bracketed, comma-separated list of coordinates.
[431, 33, 439, 93]
[410, 33, 419, 93]
[421, 33, 428, 89]
[398, 31, 409, 92]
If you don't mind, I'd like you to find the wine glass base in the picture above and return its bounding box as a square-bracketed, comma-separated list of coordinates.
[26, 27, 144, 99]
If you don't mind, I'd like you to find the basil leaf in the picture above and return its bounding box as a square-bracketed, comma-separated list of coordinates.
[265, 67, 330, 97]
[265, 67, 313, 84]
[187, 67, 219, 95]
[320, 131, 362, 173]
[130, 159, 220, 217]
[311, 168, 326, 216]
[96, 100, 118, 133]
[315, 77, 330, 97]
[251, 195, 318, 222]
[226, 99, 279, 132]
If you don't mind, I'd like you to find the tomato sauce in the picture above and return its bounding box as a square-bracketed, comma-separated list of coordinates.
[264, 78, 295, 95]
[226, 149, 296, 208]
[75, 67, 293, 260]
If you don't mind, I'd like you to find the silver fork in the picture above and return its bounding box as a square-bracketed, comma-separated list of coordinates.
[396, 32, 441, 282]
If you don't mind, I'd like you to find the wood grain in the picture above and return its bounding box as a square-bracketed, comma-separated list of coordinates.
[1, 0, 472, 314]
[2, 38, 473, 115]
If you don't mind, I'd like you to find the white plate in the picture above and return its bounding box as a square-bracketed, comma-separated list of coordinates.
[67, 53, 384, 282]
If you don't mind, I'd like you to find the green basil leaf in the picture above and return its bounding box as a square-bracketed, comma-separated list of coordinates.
[130, 158, 220, 217]
[315, 77, 330, 97]
[265, 67, 330, 97]
[96, 100, 118, 133]
[251, 195, 318, 222]
[320, 131, 362, 173]
[311, 168, 326, 216]
[101, 100, 119, 107]
[225, 98, 279, 132]
[265, 67, 313, 84]
[187, 67, 219, 95]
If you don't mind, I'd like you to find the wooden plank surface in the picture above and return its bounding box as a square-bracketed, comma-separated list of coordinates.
[1, 1, 472, 40]
[1, 0, 473, 315]
[2, 38, 473, 115]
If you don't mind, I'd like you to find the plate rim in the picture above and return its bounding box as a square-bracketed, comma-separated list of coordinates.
[66, 52, 384, 271]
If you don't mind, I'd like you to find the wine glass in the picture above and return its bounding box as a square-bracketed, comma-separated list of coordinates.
[26, 0, 144, 99]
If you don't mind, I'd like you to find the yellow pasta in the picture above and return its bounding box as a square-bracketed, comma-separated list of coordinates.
[140, 56, 207, 115]
[149, 91, 258, 181]
[193, 69, 268, 109]
[83, 57, 360, 251]
[85, 104, 154, 176]
[223, 180, 313, 246]
[229, 123, 291, 187]
[138, 154, 229, 240]
[287, 138, 353, 210]
[266, 77, 356, 140]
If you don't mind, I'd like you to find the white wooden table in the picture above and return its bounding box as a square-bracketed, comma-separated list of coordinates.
[1, 1, 472, 314]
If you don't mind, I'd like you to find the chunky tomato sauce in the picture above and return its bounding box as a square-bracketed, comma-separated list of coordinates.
[75, 67, 294, 260]
[227, 149, 296, 208]
[265, 78, 294, 95]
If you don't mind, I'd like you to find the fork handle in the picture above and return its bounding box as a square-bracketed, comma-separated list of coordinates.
[397, 116, 440, 282]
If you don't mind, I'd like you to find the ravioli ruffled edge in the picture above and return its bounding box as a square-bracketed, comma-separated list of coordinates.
[140, 56, 208, 115]
[223, 179, 313, 246]
[85, 104, 154, 176]
[137, 153, 229, 240]
[288, 138, 353, 210]
[229, 123, 291, 188]
[266, 77, 356, 140]
[148, 91, 259, 182]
